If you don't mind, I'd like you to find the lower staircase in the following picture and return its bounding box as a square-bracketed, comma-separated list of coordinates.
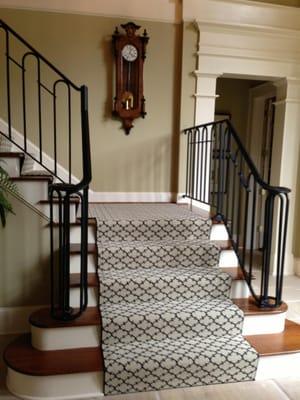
[94, 204, 258, 394]
[3, 201, 298, 399]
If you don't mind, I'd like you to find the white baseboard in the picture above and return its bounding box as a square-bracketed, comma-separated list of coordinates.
[0, 305, 46, 334]
[88, 191, 176, 203]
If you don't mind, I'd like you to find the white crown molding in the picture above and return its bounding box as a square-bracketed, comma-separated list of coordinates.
[88, 192, 176, 203]
[184, 0, 300, 33]
[0, 0, 182, 23]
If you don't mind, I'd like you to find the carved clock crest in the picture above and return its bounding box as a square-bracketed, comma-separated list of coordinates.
[112, 22, 149, 135]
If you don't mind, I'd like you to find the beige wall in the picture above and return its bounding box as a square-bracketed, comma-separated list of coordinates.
[0, 8, 181, 193]
[0, 196, 50, 307]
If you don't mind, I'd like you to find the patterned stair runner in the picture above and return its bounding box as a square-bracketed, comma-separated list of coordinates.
[90, 204, 258, 395]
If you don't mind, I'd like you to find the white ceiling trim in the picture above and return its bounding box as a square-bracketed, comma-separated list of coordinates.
[0, 0, 182, 24]
[183, 0, 300, 33]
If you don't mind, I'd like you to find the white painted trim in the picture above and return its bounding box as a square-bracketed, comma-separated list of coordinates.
[31, 325, 100, 351]
[0, 118, 79, 185]
[89, 191, 176, 203]
[6, 368, 104, 400]
[0, 0, 181, 23]
[184, 0, 300, 33]
[256, 352, 300, 380]
[242, 312, 286, 335]
[0, 306, 47, 334]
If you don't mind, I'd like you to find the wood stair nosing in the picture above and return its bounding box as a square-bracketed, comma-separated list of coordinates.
[246, 320, 300, 356]
[11, 175, 53, 182]
[4, 333, 103, 376]
[29, 297, 288, 330]
[38, 197, 81, 205]
[0, 151, 25, 159]
[30, 307, 100, 328]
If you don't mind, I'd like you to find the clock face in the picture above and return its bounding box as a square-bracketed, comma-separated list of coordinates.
[121, 44, 138, 62]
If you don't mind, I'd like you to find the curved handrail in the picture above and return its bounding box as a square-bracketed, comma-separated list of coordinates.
[183, 118, 290, 308]
[183, 119, 290, 195]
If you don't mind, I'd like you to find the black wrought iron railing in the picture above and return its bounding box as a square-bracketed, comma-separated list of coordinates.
[184, 119, 290, 308]
[0, 20, 92, 320]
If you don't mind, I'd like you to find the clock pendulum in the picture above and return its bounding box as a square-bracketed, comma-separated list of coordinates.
[112, 22, 149, 134]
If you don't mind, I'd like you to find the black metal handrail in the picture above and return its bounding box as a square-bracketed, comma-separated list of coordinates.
[183, 119, 290, 307]
[0, 20, 92, 320]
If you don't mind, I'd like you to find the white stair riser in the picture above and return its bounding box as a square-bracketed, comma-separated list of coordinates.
[30, 312, 286, 351]
[70, 287, 97, 308]
[70, 254, 97, 274]
[230, 280, 250, 299]
[14, 180, 49, 204]
[0, 157, 21, 177]
[6, 368, 103, 400]
[210, 224, 229, 241]
[37, 204, 77, 223]
[242, 312, 286, 336]
[31, 325, 100, 351]
[255, 353, 300, 380]
[69, 225, 95, 244]
[219, 250, 239, 267]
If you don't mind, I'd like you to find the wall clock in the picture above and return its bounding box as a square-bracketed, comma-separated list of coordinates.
[112, 22, 149, 135]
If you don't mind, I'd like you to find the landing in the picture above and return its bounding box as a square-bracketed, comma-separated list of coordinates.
[88, 203, 208, 220]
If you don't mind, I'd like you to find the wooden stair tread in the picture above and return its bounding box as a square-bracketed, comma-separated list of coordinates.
[0, 151, 24, 158]
[11, 175, 53, 182]
[30, 307, 100, 328]
[70, 243, 97, 254]
[211, 239, 232, 250]
[246, 320, 300, 356]
[4, 334, 103, 376]
[70, 273, 98, 287]
[233, 297, 288, 316]
[39, 197, 80, 205]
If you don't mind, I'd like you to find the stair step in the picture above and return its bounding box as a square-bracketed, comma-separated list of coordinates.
[98, 239, 221, 271]
[96, 216, 211, 243]
[99, 266, 232, 304]
[69, 268, 246, 290]
[102, 334, 258, 395]
[30, 307, 100, 328]
[4, 334, 103, 375]
[246, 320, 300, 356]
[0, 152, 24, 177]
[101, 298, 244, 346]
[11, 175, 53, 182]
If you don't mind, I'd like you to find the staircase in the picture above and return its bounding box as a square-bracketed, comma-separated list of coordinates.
[1, 18, 300, 400]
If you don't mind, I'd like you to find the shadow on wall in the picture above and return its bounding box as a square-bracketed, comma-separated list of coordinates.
[293, 143, 300, 258]
[0, 196, 52, 307]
